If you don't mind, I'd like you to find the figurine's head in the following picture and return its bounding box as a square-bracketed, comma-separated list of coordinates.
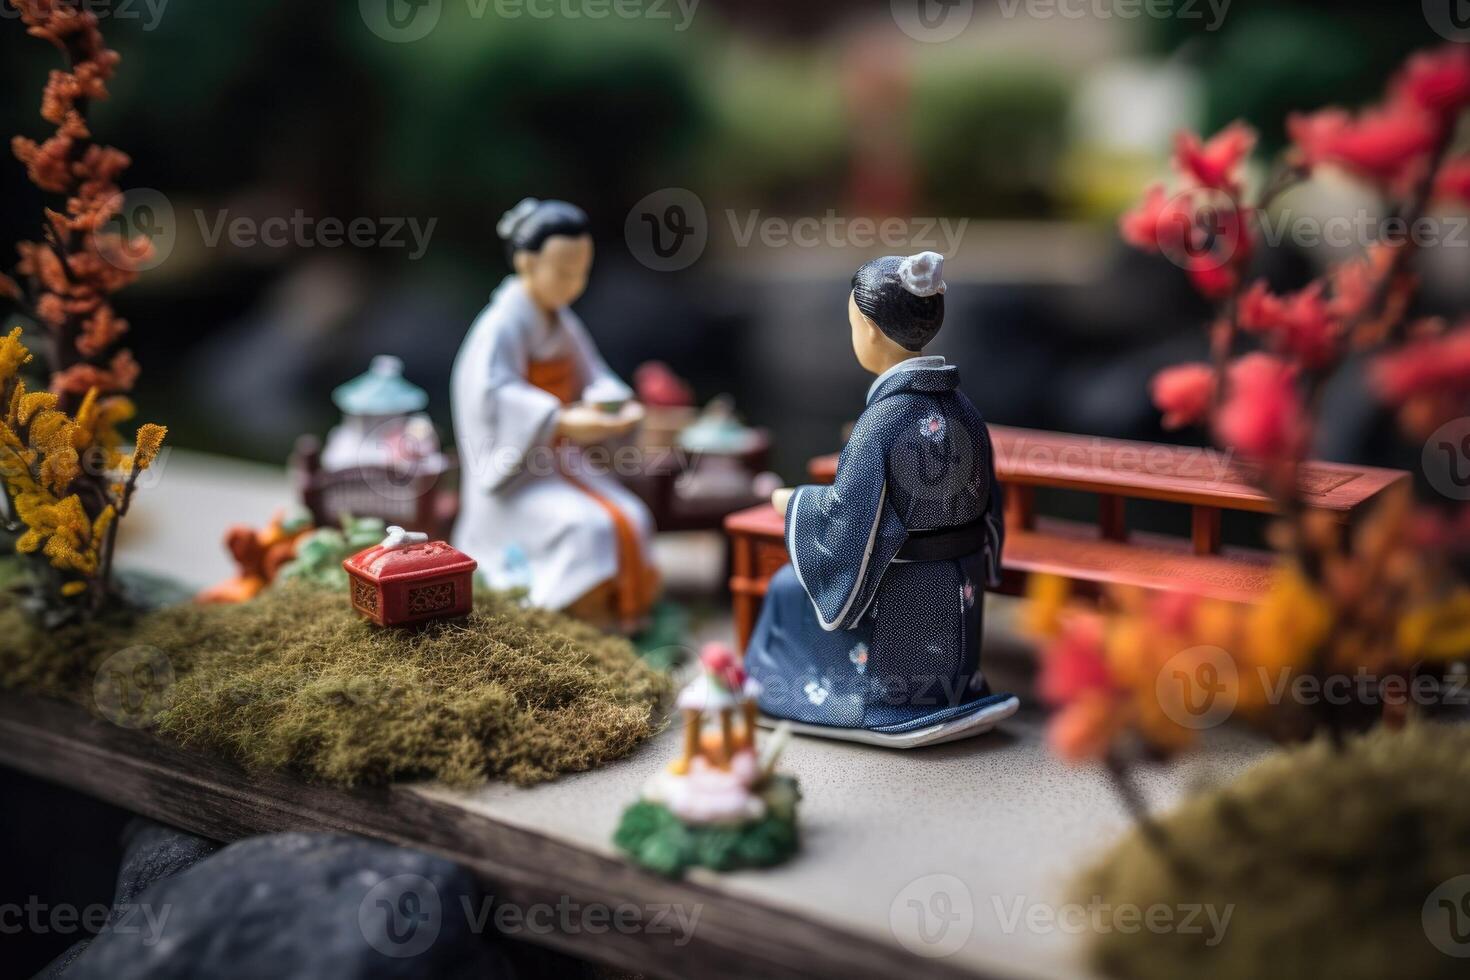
[498, 198, 593, 311]
[848, 252, 947, 374]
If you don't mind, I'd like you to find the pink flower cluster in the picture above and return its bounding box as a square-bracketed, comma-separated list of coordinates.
[1119, 123, 1256, 300]
[1371, 323, 1470, 438]
[1123, 44, 1470, 461]
[1289, 45, 1470, 194]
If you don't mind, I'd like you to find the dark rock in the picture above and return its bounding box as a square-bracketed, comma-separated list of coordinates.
[34, 820, 216, 980]
[60, 833, 511, 980]
[113, 820, 218, 907]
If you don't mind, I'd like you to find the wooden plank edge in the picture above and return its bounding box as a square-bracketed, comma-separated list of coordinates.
[0, 690, 1000, 980]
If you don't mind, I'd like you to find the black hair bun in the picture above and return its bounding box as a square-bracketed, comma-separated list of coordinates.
[851, 252, 947, 352]
[498, 198, 590, 263]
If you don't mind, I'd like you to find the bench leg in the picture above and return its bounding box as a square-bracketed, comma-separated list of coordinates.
[1099, 494, 1127, 541]
[1192, 506, 1222, 555]
[1006, 484, 1036, 531]
[730, 534, 756, 657]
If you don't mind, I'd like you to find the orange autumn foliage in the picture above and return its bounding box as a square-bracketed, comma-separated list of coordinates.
[1, 2, 165, 615]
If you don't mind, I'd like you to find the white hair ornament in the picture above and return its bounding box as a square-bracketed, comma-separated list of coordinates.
[496, 197, 541, 241]
[898, 251, 947, 298]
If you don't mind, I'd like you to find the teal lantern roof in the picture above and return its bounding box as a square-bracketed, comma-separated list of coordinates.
[332, 355, 429, 416]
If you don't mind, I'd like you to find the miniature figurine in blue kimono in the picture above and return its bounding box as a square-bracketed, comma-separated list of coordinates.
[745, 252, 1019, 748]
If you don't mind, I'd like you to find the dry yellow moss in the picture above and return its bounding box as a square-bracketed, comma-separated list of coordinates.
[1081, 723, 1470, 980]
[0, 584, 671, 787]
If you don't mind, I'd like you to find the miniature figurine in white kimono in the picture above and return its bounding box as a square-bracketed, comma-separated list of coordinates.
[746, 253, 1019, 748]
[451, 199, 657, 629]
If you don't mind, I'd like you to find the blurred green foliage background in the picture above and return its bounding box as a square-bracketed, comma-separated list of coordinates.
[0, 0, 1456, 470]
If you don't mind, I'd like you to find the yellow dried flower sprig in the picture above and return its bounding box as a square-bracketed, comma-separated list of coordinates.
[0, 327, 164, 602]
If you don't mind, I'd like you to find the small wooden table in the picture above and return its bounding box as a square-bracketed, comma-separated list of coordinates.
[730, 426, 1408, 653]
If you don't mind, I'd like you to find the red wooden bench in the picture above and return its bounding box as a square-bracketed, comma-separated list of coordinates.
[725, 425, 1408, 653]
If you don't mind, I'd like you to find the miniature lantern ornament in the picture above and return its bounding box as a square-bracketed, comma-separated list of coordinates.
[343, 526, 476, 628]
[322, 355, 443, 472]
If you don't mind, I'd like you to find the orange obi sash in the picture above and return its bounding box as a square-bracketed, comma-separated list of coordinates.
[527, 355, 581, 407]
[528, 354, 655, 623]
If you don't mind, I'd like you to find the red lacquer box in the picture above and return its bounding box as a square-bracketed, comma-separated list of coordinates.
[343, 538, 477, 627]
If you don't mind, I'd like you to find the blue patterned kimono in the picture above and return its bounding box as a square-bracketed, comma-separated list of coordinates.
[746, 356, 1010, 733]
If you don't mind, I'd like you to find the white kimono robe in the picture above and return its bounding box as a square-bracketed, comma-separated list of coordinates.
[450, 276, 655, 610]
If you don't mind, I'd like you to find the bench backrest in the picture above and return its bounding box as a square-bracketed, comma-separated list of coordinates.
[808, 425, 1409, 556]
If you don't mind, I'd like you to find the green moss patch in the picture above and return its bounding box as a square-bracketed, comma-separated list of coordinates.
[614, 775, 801, 877]
[1082, 723, 1470, 980]
[0, 584, 670, 788]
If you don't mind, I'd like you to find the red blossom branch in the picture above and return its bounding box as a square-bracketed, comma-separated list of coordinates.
[7, 0, 150, 414]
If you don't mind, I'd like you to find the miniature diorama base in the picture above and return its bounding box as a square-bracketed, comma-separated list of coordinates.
[1080, 721, 1470, 980]
[0, 578, 670, 788]
[760, 693, 1022, 749]
[614, 773, 801, 878]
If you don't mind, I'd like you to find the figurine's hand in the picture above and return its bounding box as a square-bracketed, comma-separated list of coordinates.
[556, 402, 644, 445]
[771, 487, 794, 517]
[606, 400, 645, 435]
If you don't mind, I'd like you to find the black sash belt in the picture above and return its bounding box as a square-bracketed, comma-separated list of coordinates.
[896, 518, 988, 563]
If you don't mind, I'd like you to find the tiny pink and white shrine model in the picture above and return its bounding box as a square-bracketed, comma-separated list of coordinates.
[613, 643, 800, 877]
